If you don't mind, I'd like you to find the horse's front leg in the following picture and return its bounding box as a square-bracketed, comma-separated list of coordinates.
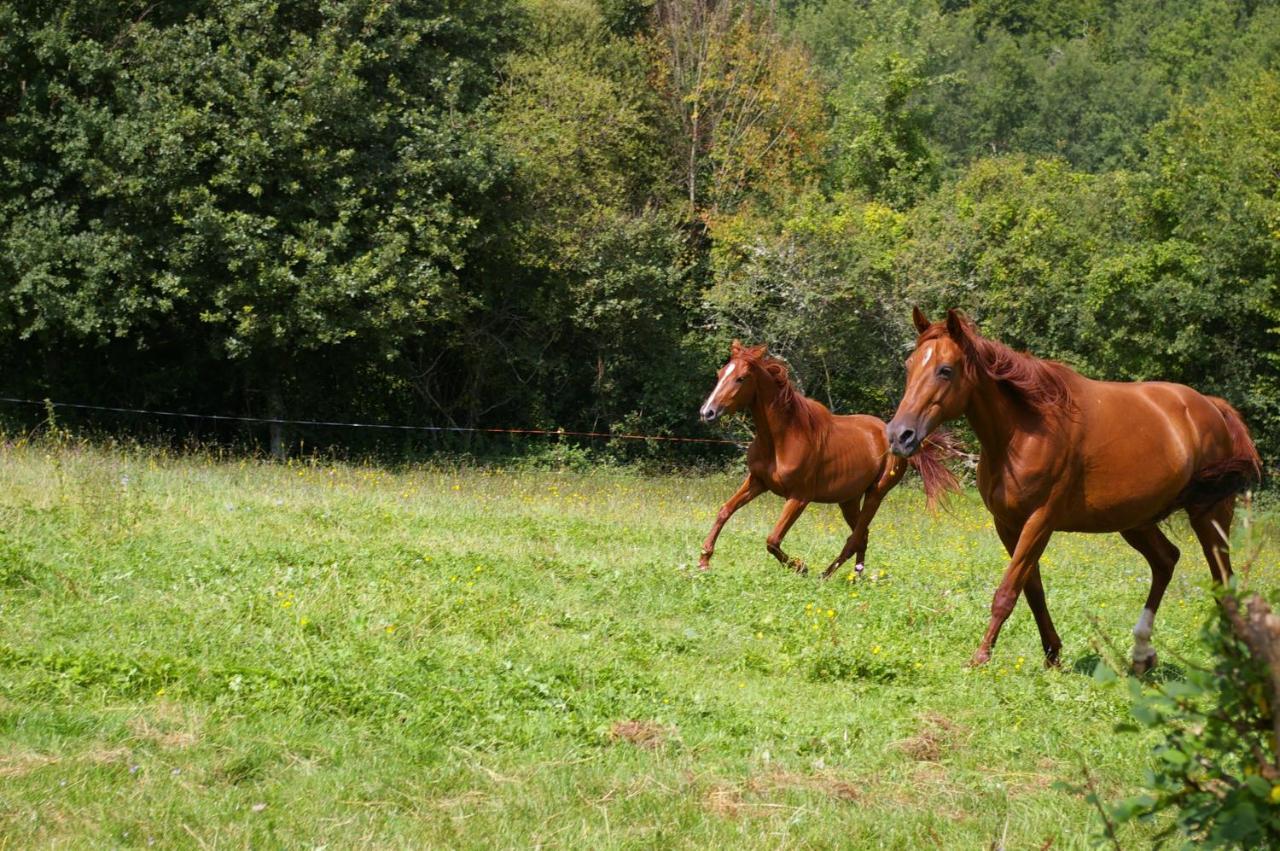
[699, 475, 766, 570]
[766, 498, 811, 574]
[972, 510, 1054, 667]
[995, 521, 1062, 666]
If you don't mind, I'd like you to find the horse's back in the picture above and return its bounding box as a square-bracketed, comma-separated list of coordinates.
[830, 413, 889, 455]
[1064, 378, 1235, 528]
[1085, 380, 1231, 459]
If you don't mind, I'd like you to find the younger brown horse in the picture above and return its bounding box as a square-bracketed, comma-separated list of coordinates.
[887, 308, 1263, 671]
[699, 341, 957, 578]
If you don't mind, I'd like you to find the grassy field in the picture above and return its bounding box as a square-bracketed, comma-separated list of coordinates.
[0, 440, 1275, 848]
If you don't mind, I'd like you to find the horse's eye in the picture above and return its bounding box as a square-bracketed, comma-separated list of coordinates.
[937, 365, 954, 380]
[735, 376, 746, 384]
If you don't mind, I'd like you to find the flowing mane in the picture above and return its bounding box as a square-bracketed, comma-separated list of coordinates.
[736, 344, 826, 435]
[920, 317, 1075, 416]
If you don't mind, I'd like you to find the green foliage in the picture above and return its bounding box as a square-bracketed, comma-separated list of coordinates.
[1, 0, 1278, 467]
[654, 0, 827, 216]
[0, 0, 524, 437]
[826, 45, 949, 205]
[0, 1, 519, 354]
[1113, 587, 1280, 848]
[704, 193, 912, 416]
[490, 0, 702, 440]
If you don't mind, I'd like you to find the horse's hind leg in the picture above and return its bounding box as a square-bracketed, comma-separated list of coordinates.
[1188, 498, 1235, 583]
[822, 462, 902, 580]
[821, 499, 864, 580]
[996, 522, 1062, 666]
[1120, 525, 1180, 675]
[767, 498, 810, 574]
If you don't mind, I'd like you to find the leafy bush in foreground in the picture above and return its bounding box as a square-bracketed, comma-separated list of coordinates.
[1112, 584, 1280, 848]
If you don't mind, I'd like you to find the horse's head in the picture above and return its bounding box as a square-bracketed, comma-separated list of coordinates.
[700, 340, 763, 423]
[887, 307, 975, 457]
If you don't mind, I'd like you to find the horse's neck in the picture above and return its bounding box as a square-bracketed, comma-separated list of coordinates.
[748, 374, 802, 454]
[965, 378, 1021, 458]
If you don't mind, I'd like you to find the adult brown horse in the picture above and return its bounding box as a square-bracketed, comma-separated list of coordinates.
[698, 340, 957, 578]
[887, 308, 1263, 672]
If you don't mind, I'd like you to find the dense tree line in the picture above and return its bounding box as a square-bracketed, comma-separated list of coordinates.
[1, 0, 1277, 465]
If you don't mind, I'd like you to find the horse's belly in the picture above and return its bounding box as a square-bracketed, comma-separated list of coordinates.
[751, 429, 881, 503]
[1069, 470, 1189, 531]
[749, 461, 804, 499]
[760, 468, 873, 503]
[1073, 438, 1198, 528]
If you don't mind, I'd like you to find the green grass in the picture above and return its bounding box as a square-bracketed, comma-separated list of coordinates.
[0, 441, 1274, 848]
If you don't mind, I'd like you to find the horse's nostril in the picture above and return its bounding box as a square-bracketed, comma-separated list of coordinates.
[899, 428, 916, 445]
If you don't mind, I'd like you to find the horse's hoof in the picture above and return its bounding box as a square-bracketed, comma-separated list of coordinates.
[968, 650, 991, 668]
[820, 565, 840, 581]
[788, 559, 808, 575]
[1132, 652, 1158, 676]
[1044, 653, 1062, 669]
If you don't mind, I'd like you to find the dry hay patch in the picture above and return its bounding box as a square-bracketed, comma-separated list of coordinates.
[700, 769, 861, 819]
[0, 749, 58, 778]
[1, 745, 134, 779]
[588, 773, 674, 807]
[608, 720, 673, 751]
[891, 711, 970, 763]
[1001, 757, 1059, 799]
[82, 746, 133, 766]
[128, 703, 202, 750]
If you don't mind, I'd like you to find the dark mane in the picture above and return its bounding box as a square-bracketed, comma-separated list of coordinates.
[737, 344, 826, 435]
[919, 318, 1075, 416]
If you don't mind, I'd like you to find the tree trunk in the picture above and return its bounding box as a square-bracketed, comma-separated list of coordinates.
[265, 370, 287, 462]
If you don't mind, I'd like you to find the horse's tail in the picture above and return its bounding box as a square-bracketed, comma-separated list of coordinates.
[908, 429, 962, 509]
[1180, 397, 1263, 509]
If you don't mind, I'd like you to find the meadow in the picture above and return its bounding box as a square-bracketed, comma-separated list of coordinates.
[0, 440, 1275, 848]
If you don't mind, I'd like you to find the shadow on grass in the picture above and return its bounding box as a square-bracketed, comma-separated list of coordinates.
[1142, 659, 1186, 685]
[1067, 651, 1185, 683]
[1069, 652, 1102, 677]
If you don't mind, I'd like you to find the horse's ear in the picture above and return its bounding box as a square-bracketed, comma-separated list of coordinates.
[912, 306, 931, 333]
[945, 308, 968, 340]
[730, 339, 743, 356]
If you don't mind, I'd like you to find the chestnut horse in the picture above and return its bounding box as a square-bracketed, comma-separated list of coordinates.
[887, 308, 1263, 671]
[698, 341, 957, 578]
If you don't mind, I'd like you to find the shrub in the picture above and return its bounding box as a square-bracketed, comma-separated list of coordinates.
[1111, 583, 1280, 848]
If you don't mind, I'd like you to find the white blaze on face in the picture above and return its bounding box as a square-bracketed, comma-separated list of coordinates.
[1132, 607, 1156, 663]
[920, 343, 934, 368]
[703, 363, 736, 411]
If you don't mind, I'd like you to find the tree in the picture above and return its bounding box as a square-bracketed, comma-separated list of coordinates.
[653, 0, 826, 217]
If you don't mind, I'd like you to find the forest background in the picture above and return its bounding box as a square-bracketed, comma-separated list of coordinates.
[3, 0, 1278, 464]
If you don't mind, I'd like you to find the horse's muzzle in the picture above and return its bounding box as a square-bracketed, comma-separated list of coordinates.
[886, 420, 922, 457]
[700, 405, 722, 423]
